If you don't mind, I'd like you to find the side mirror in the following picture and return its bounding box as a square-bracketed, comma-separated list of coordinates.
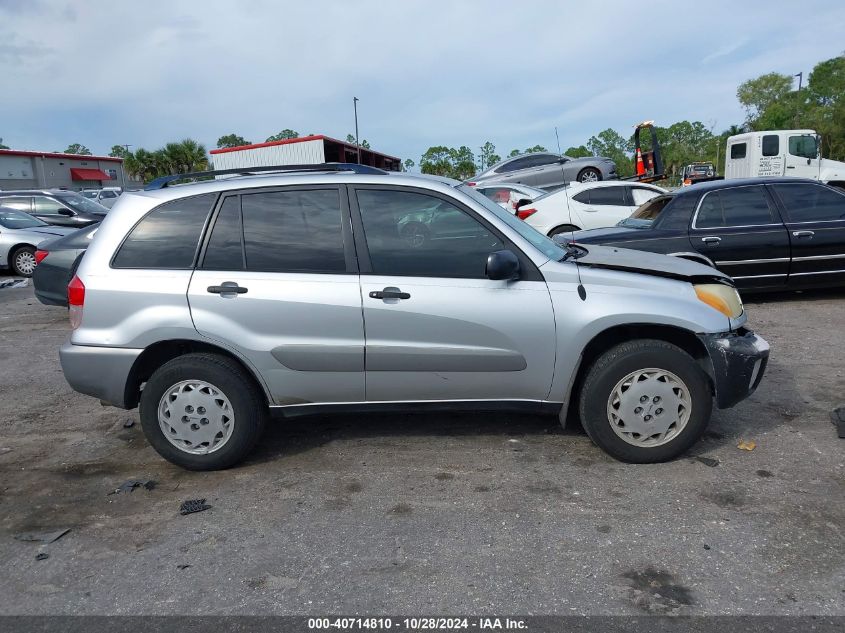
[58, 208, 74, 216]
[486, 250, 520, 280]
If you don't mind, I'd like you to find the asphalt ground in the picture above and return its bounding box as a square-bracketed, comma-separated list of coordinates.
[0, 281, 842, 615]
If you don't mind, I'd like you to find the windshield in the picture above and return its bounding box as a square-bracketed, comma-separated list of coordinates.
[458, 185, 567, 261]
[55, 193, 108, 215]
[0, 207, 49, 229]
[617, 194, 674, 228]
[80, 191, 98, 199]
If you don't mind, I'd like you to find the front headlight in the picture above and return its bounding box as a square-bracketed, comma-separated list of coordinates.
[694, 283, 743, 319]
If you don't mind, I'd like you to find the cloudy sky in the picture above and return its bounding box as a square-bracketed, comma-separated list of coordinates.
[1, 0, 843, 163]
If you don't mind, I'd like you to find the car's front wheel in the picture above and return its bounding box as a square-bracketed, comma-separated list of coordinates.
[139, 353, 267, 470]
[578, 339, 712, 463]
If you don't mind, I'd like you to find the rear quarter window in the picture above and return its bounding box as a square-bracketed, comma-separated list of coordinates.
[112, 193, 217, 269]
[653, 194, 696, 230]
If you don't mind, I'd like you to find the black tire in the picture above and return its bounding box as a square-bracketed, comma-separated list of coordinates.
[578, 339, 712, 463]
[548, 224, 580, 237]
[139, 353, 267, 470]
[10, 245, 36, 277]
[577, 167, 602, 183]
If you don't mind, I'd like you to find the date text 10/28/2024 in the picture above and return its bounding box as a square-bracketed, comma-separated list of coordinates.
[308, 618, 527, 631]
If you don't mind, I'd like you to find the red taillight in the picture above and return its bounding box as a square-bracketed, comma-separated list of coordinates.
[517, 208, 537, 220]
[68, 275, 85, 329]
[35, 250, 49, 264]
[467, 182, 477, 187]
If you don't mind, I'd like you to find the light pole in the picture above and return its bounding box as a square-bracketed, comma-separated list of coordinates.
[353, 97, 360, 164]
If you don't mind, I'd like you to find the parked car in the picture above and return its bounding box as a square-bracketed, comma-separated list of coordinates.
[517, 181, 667, 236]
[681, 162, 718, 187]
[566, 177, 845, 291]
[0, 207, 75, 276]
[474, 183, 547, 214]
[0, 190, 108, 227]
[81, 187, 122, 209]
[33, 223, 99, 306]
[470, 152, 618, 190]
[60, 163, 768, 470]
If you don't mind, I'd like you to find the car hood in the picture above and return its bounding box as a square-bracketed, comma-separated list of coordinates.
[573, 243, 731, 284]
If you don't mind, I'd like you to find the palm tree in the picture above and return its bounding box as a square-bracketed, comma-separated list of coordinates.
[164, 139, 208, 174]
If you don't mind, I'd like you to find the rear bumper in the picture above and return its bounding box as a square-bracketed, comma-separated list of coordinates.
[59, 341, 142, 409]
[698, 328, 769, 409]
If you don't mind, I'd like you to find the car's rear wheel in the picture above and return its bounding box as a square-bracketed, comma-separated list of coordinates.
[548, 224, 580, 237]
[139, 353, 267, 470]
[11, 246, 37, 277]
[578, 339, 712, 463]
[577, 167, 602, 183]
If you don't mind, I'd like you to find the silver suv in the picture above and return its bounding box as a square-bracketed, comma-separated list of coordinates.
[59, 164, 768, 470]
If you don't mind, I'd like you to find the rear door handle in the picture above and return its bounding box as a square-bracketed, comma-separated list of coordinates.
[792, 230, 815, 238]
[207, 282, 248, 294]
[786, 165, 796, 169]
[369, 288, 411, 300]
[701, 236, 721, 244]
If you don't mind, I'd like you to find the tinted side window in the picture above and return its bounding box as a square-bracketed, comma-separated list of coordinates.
[696, 187, 775, 228]
[112, 193, 216, 268]
[496, 157, 531, 173]
[730, 143, 747, 159]
[653, 195, 695, 230]
[202, 196, 244, 270]
[587, 187, 626, 205]
[762, 135, 779, 157]
[525, 154, 559, 168]
[357, 189, 505, 278]
[572, 191, 590, 204]
[33, 197, 68, 215]
[719, 186, 774, 226]
[241, 189, 346, 273]
[773, 184, 845, 223]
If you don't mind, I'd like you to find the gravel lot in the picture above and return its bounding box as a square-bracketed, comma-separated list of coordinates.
[0, 281, 842, 615]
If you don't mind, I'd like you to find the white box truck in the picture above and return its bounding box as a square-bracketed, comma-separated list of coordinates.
[725, 129, 845, 187]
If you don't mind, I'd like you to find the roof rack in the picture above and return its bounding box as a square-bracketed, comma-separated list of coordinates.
[144, 163, 389, 191]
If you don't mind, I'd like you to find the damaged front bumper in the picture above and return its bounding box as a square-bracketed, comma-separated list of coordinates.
[698, 328, 770, 409]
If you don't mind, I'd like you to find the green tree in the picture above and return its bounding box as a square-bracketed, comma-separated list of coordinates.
[479, 141, 500, 170]
[450, 146, 476, 180]
[564, 145, 592, 158]
[737, 72, 794, 121]
[266, 129, 299, 142]
[216, 133, 250, 148]
[403, 158, 415, 171]
[64, 143, 92, 155]
[419, 146, 453, 176]
[109, 144, 130, 158]
[524, 145, 548, 154]
[587, 129, 632, 177]
[0, 137, 9, 149]
[346, 134, 371, 149]
[508, 149, 520, 157]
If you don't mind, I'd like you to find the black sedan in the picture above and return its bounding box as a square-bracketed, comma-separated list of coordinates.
[33, 223, 99, 306]
[567, 177, 845, 291]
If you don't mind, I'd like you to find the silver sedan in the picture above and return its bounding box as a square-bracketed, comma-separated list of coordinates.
[0, 207, 75, 277]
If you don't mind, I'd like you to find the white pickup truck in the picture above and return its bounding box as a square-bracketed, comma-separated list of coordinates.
[725, 129, 845, 188]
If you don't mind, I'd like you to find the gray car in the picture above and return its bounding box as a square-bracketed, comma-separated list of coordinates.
[0, 207, 75, 276]
[59, 163, 768, 471]
[471, 152, 618, 190]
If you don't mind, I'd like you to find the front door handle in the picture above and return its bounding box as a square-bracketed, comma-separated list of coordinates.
[369, 288, 411, 300]
[786, 165, 796, 169]
[207, 282, 248, 295]
[701, 236, 721, 244]
[792, 230, 815, 238]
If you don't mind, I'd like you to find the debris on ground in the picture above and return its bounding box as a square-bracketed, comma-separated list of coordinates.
[35, 552, 49, 561]
[177, 564, 192, 570]
[737, 439, 757, 451]
[703, 544, 711, 550]
[693, 456, 720, 467]
[180, 499, 212, 515]
[14, 528, 70, 544]
[0, 447, 11, 456]
[123, 419, 135, 429]
[831, 407, 845, 438]
[109, 479, 156, 495]
[0, 278, 28, 289]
